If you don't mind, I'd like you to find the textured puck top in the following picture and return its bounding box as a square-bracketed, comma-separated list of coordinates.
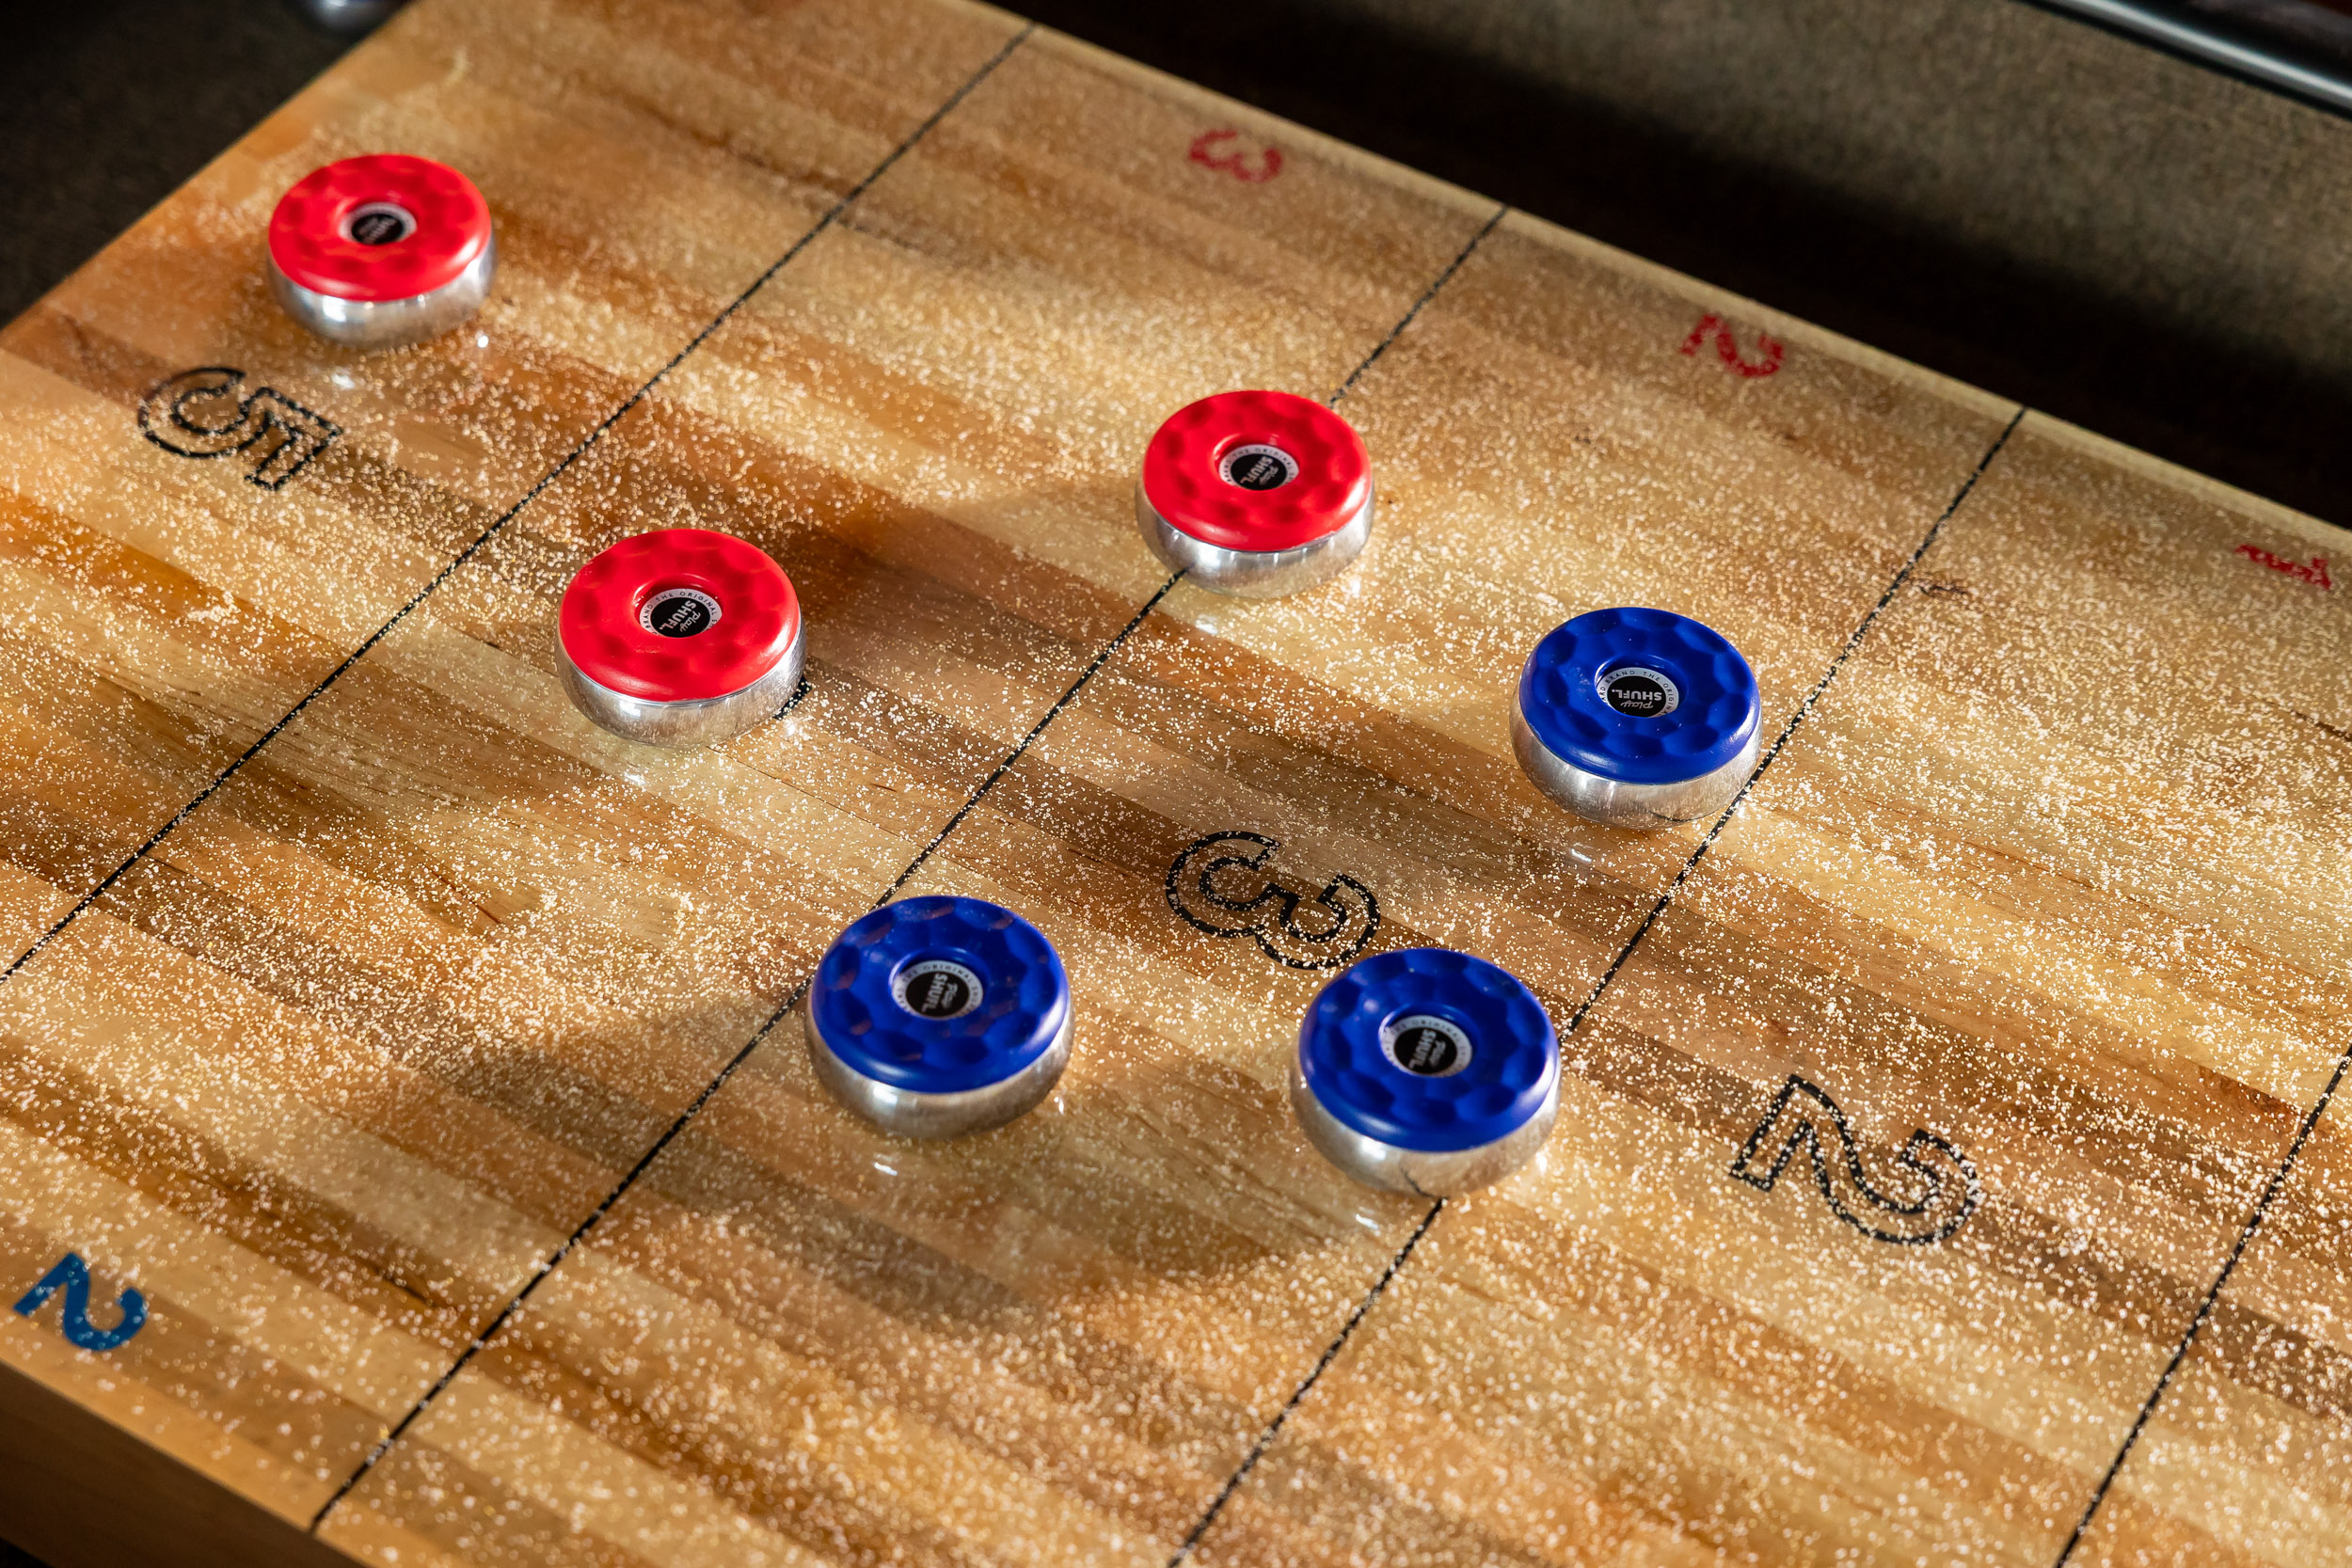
[1518, 607, 1760, 785]
[558, 529, 801, 703]
[810, 897, 1072, 1095]
[1298, 948, 1557, 1153]
[1139, 390, 1371, 553]
[268, 154, 492, 301]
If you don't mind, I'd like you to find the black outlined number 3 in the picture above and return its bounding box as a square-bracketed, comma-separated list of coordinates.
[1166, 831, 1378, 971]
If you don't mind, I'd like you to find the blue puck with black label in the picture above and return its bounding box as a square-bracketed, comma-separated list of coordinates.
[1291, 947, 1559, 1195]
[1512, 606, 1761, 830]
[805, 896, 1073, 1138]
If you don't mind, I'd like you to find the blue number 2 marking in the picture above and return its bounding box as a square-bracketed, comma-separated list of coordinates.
[12, 1254, 146, 1351]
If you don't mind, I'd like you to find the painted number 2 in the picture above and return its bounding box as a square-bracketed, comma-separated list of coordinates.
[1189, 129, 1282, 183]
[1731, 1076, 1979, 1244]
[1680, 312, 1783, 379]
[13, 1253, 146, 1351]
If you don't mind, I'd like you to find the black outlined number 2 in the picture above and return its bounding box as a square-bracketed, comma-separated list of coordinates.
[138, 366, 340, 489]
[13, 1253, 146, 1351]
[1730, 1076, 1979, 1244]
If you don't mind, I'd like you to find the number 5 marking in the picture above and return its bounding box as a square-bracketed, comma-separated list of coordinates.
[1189, 129, 1283, 183]
[1680, 312, 1783, 379]
[13, 1253, 146, 1351]
[137, 366, 342, 489]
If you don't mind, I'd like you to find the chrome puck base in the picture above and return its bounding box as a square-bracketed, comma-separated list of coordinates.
[293, 0, 407, 32]
[269, 233, 496, 350]
[1290, 1057, 1559, 1196]
[1136, 485, 1372, 597]
[805, 1008, 1072, 1139]
[555, 629, 803, 749]
[1511, 703, 1760, 831]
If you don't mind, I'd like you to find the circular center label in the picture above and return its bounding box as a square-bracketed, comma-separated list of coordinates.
[1382, 1014, 1472, 1078]
[343, 202, 417, 247]
[1219, 443, 1299, 492]
[640, 587, 721, 639]
[1599, 665, 1679, 718]
[892, 959, 984, 1022]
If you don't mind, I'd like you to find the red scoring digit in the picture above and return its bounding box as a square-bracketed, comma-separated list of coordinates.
[2236, 543, 2333, 589]
[1189, 129, 1283, 183]
[1679, 311, 1783, 379]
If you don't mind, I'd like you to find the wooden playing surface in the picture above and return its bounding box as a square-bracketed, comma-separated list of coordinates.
[0, 0, 2346, 1563]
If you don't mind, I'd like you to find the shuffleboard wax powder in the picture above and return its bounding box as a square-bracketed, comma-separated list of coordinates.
[1292, 947, 1559, 1196]
[1136, 389, 1374, 596]
[555, 528, 803, 749]
[268, 154, 496, 349]
[806, 897, 1073, 1139]
[1513, 607, 1761, 830]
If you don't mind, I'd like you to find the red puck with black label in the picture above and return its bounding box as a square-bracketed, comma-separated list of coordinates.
[267, 154, 496, 349]
[1135, 389, 1374, 596]
[555, 529, 804, 748]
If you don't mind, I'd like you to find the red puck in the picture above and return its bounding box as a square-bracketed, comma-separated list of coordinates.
[555, 530, 804, 748]
[1140, 390, 1370, 552]
[269, 154, 491, 302]
[1135, 391, 1374, 596]
[270, 154, 491, 300]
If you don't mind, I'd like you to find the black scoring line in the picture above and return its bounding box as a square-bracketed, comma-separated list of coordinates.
[305, 967, 817, 1531]
[307, 558, 1177, 1533]
[314, 191, 1514, 1544]
[1165, 1199, 1446, 1566]
[1328, 205, 1506, 408]
[278, 27, 1040, 1529]
[878, 568, 1187, 902]
[1, 22, 1038, 994]
[1159, 205, 1526, 1567]
[2052, 1041, 2352, 1564]
[1555, 405, 2025, 1041]
[1164, 404, 2026, 1560]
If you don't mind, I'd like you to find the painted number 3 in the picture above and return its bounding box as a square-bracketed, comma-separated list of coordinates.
[1189, 129, 1282, 183]
[1681, 312, 1783, 379]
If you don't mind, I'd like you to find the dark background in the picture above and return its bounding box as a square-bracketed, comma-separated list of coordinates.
[0, 0, 2337, 1560]
[0, 3, 349, 322]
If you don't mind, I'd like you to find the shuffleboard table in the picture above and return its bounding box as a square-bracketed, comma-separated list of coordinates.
[0, 1, 2345, 1564]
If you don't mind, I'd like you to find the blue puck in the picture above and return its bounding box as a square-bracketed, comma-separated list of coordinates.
[805, 896, 1072, 1137]
[1512, 607, 1762, 829]
[1292, 947, 1559, 1194]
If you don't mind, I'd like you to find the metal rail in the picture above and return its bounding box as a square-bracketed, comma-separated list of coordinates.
[2024, 0, 2352, 117]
